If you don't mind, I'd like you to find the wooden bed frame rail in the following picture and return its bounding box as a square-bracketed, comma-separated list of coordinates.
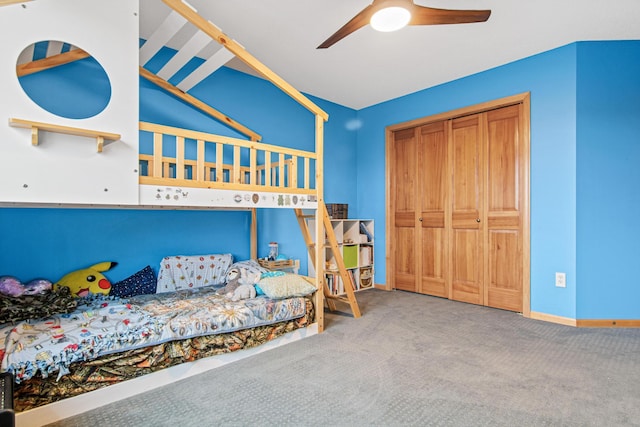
[139, 121, 316, 194]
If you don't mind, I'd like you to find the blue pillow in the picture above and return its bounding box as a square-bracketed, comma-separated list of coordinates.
[260, 271, 286, 279]
[111, 266, 157, 297]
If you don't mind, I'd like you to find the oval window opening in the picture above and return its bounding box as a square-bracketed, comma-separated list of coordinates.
[16, 41, 111, 119]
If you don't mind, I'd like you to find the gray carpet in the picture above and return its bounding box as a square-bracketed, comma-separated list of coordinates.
[46, 289, 640, 427]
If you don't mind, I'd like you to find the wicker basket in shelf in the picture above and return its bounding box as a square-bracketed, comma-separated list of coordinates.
[258, 259, 295, 269]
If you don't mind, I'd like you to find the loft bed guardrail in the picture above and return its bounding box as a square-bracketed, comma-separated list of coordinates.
[138, 121, 316, 195]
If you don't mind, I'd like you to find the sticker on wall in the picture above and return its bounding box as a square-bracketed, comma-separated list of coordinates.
[16, 40, 112, 119]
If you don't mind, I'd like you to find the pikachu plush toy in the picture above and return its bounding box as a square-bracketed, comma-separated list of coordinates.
[54, 261, 117, 297]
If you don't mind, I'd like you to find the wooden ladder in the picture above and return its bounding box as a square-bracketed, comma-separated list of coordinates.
[295, 202, 361, 318]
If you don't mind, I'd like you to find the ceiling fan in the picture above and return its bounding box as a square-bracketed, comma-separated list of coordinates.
[317, 0, 491, 49]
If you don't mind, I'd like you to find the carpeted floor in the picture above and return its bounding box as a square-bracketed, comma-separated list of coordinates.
[46, 289, 640, 426]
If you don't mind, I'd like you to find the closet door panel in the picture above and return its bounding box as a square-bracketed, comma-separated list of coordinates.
[488, 230, 522, 311]
[393, 129, 418, 212]
[391, 128, 418, 292]
[451, 116, 481, 212]
[394, 224, 417, 291]
[421, 228, 446, 296]
[451, 229, 482, 304]
[418, 122, 448, 297]
[487, 106, 519, 212]
[450, 115, 483, 304]
[485, 105, 523, 312]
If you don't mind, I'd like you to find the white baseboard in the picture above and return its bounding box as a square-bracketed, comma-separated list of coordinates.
[16, 323, 318, 427]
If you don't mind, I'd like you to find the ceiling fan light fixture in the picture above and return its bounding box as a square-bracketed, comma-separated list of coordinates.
[370, 6, 411, 32]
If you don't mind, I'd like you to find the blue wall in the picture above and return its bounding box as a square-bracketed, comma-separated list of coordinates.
[0, 208, 251, 282]
[576, 41, 640, 318]
[357, 43, 580, 318]
[356, 40, 640, 320]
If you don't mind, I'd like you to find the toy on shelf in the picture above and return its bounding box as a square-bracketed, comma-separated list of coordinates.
[268, 242, 279, 261]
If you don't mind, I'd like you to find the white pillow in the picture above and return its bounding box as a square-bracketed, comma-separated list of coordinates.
[256, 274, 316, 299]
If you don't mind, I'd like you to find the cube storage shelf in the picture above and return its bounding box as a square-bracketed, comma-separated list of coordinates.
[308, 218, 374, 296]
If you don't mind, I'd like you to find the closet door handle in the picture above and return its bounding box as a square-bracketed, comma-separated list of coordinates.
[476, 218, 481, 223]
[418, 217, 423, 222]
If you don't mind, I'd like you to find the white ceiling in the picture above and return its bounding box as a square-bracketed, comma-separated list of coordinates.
[139, 0, 640, 110]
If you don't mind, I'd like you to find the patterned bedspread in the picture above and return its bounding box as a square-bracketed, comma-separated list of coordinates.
[0, 286, 307, 384]
[13, 298, 314, 412]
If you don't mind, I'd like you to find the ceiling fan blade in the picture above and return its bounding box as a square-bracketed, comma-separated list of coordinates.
[317, 4, 376, 49]
[409, 5, 491, 26]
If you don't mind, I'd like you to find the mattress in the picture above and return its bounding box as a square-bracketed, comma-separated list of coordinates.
[0, 285, 310, 400]
[12, 297, 313, 412]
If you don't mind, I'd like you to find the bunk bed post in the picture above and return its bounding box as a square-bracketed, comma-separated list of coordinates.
[314, 114, 326, 332]
[251, 208, 258, 260]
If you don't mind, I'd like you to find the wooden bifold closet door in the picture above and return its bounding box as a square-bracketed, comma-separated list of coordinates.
[388, 96, 529, 314]
[389, 122, 448, 297]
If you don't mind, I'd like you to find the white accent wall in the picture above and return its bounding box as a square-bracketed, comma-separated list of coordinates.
[0, 0, 140, 204]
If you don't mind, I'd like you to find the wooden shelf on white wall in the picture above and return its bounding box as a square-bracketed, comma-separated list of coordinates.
[9, 118, 121, 153]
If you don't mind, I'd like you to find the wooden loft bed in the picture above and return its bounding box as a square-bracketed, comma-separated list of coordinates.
[4, 0, 363, 317]
[5, 0, 361, 324]
[135, 0, 335, 328]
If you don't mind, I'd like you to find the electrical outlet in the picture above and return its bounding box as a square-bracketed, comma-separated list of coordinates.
[555, 272, 566, 288]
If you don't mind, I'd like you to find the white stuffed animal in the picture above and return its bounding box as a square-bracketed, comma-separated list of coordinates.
[231, 284, 256, 301]
[238, 268, 262, 286]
